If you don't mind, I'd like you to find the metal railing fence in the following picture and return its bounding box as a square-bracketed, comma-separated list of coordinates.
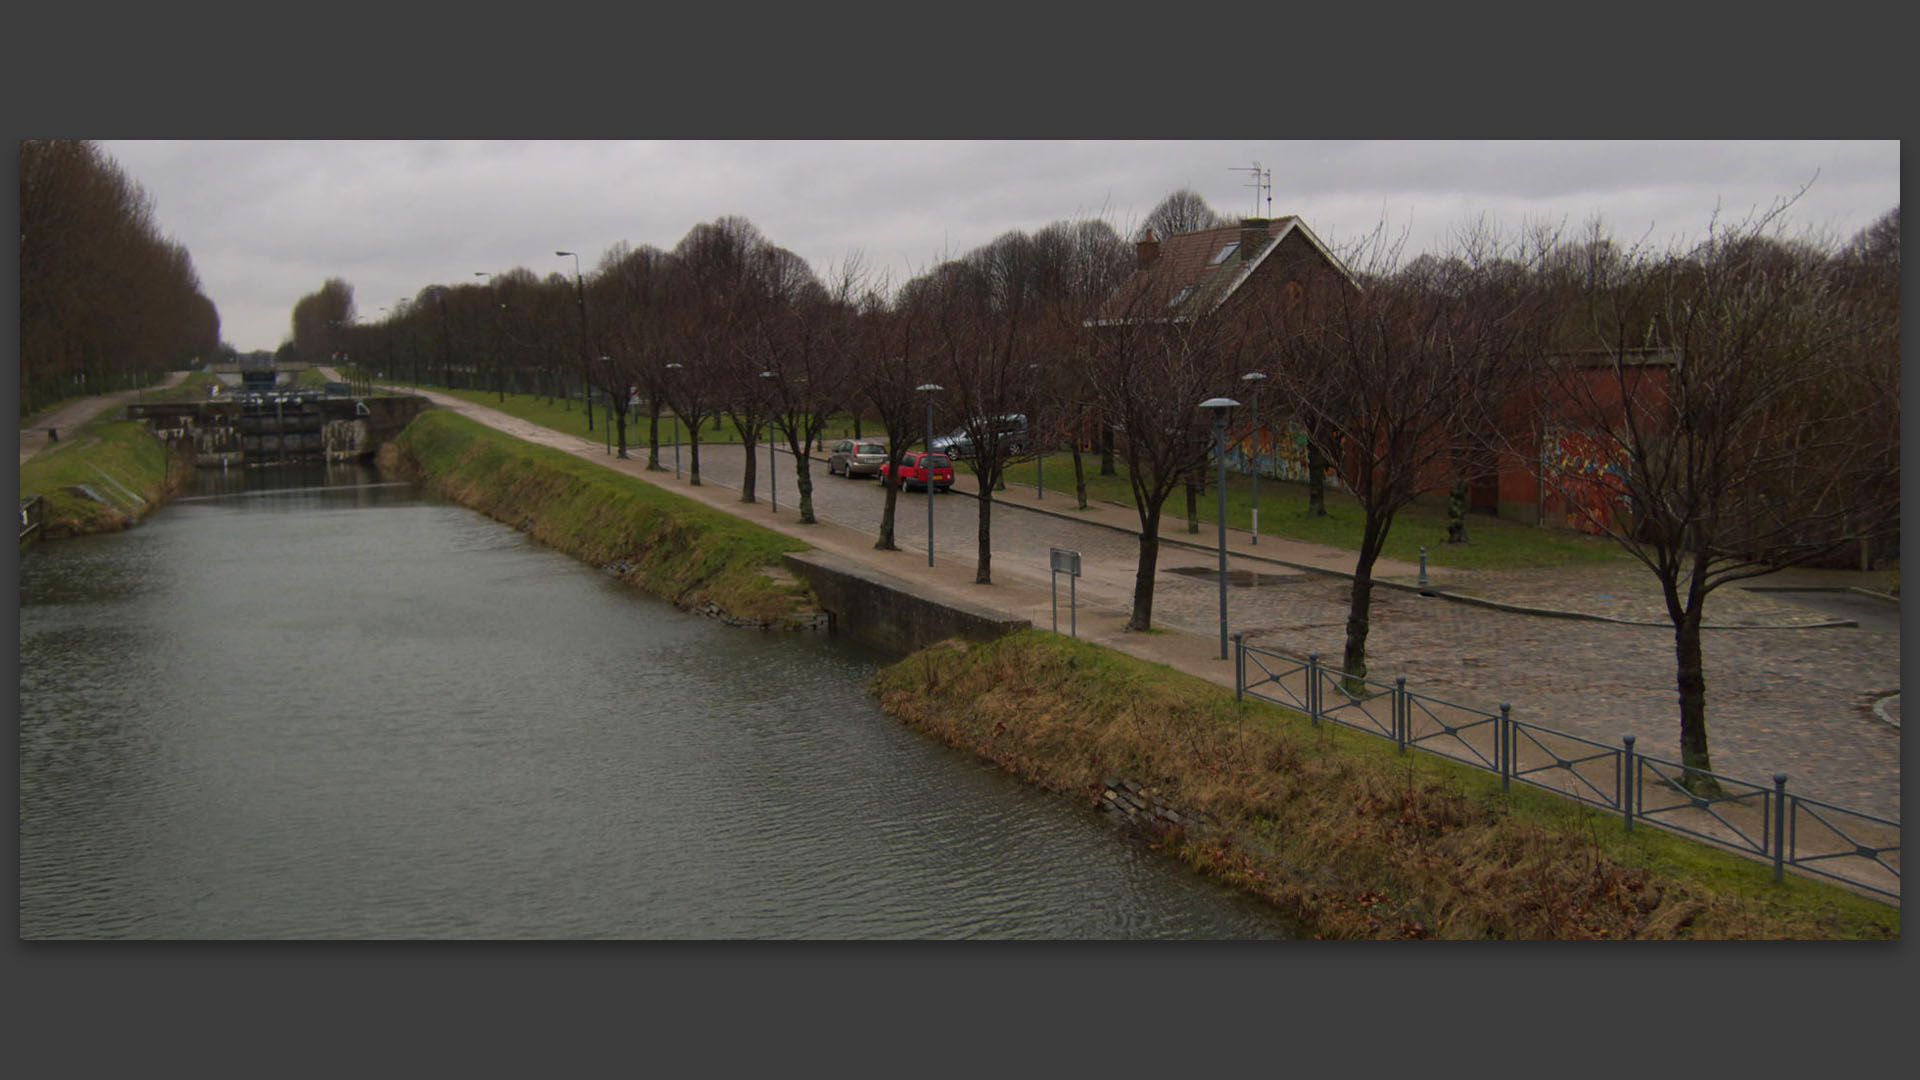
[1232, 634, 1901, 901]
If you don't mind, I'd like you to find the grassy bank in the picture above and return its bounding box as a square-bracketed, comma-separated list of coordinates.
[384, 409, 821, 626]
[1000, 456, 1629, 571]
[20, 416, 192, 541]
[874, 631, 1897, 939]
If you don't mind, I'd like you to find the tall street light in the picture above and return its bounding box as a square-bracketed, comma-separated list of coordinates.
[760, 371, 778, 513]
[665, 362, 684, 478]
[556, 250, 593, 432]
[602, 358, 614, 455]
[918, 383, 942, 567]
[1201, 396, 1241, 660]
[1241, 371, 1267, 545]
[1028, 362, 1044, 500]
[476, 272, 506, 402]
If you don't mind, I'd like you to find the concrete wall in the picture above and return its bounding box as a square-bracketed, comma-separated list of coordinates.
[784, 550, 1030, 656]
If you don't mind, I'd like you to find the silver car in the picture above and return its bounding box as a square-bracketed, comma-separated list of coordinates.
[827, 439, 889, 478]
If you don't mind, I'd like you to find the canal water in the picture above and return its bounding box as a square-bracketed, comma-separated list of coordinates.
[19, 462, 1297, 939]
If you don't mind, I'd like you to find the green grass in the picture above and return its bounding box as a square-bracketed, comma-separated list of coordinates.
[389, 410, 817, 621]
[21, 415, 183, 537]
[1000, 454, 1630, 571]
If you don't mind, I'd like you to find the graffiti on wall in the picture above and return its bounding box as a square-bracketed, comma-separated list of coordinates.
[1545, 427, 1630, 535]
[1225, 421, 1337, 487]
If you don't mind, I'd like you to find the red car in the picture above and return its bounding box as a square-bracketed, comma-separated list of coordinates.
[878, 450, 954, 493]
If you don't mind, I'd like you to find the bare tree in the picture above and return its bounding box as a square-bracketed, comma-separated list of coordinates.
[1541, 209, 1899, 790]
[1261, 227, 1546, 688]
[1141, 188, 1226, 240]
[1086, 308, 1248, 629]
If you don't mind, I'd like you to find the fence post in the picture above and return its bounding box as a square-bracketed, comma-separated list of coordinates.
[1232, 632, 1244, 702]
[1499, 704, 1511, 793]
[1395, 676, 1408, 753]
[1773, 773, 1789, 883]
[1307, 653, 1320, 726]
[1622, 735, 1636, 832]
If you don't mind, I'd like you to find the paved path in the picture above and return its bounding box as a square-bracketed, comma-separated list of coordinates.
[373, 385, 1900, 830]
[19, 372, 191, 465]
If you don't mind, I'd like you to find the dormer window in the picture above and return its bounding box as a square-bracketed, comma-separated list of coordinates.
[1167, 286, 1195, 308]
[1209, 242, 1240, 266]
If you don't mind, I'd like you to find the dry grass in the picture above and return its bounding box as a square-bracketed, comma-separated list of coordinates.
[873, 632, 1897, 940]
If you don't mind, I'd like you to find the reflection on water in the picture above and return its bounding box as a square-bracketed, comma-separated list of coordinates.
[19, 461, 1296, 939]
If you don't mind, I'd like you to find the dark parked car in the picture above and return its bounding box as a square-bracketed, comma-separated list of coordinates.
[931, 413, 1027, 459]
[826, 439, 889, 478]
[878, 450, 954, 493]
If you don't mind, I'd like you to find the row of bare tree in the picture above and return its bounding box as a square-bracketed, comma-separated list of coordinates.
[305, 195, 1896, 785]
[19, 140, 222, 415]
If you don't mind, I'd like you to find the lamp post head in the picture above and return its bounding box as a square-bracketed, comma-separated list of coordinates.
[1199, 397, 1241, 413]
[555, 250, 573, 257]
[1241, 371, 1267, 383]
[916, 383, 943, 393]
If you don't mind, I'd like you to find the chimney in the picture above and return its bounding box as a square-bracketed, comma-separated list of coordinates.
[1238, 218, 1271, 263]
[1136, 228, 1160, 268]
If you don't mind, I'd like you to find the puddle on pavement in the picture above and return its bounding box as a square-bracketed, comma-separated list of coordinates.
[1166, 567, 1311, 588]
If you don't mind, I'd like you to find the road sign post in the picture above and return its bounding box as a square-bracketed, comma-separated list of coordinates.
[1050, 547, 1081, 637]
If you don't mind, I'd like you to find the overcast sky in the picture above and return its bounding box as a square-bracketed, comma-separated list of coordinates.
[95, 140, 1899, 355]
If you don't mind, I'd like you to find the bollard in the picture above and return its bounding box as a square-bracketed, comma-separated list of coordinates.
[1773, 773, 1789, 882]
[1622, 735, 1637, 831]
[1418, 546, 1428, 587]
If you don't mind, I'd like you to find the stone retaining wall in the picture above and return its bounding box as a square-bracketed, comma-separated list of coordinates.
[783, 549, 1030, 655]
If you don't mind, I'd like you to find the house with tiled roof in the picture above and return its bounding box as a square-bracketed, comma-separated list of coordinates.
[1090, 216, 1359, 325]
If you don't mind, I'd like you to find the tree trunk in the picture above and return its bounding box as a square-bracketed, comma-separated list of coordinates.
[646, 403, 663, 471]
[615, 405, 629, 459]
[975, 478, 994, 584]
[740, 431, 758, 502]
[1671, 593, 1722, 796]
[1100, 427, 1116, 476]
[1128, 503, 1165, 631]
[792, 435, 817, 525]
[875, 466, 899, 551]
[688, 428, 702, 486]
[1446, 479, 1468, 543]
[1307, 437, 1328, 517]
[1185, 476, 1199, 533]
[1342, 513, 1389, 691]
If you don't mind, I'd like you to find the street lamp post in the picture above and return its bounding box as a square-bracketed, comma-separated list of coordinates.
[1201, 396, 1241, 660]
[602, 360, 614, 455]
[556, 250, 592, 431]
[1241, 371, 1267, 545]
[918, 383, 942, 567]
[1028, 362, 1044, 500]
[666, 362, 684, 479]
[476, 272, 506, 402]
[760, 371, 778, 513]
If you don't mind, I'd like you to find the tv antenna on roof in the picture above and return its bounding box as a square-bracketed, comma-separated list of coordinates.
[1230, 161, 1272, 218]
